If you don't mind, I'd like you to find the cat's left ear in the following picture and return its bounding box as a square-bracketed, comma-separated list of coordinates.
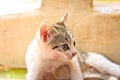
[39, 20, 54, 43]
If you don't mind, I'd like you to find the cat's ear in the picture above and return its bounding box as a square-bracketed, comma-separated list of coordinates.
[39, 20, 54, 43]
[60, 11, 69, 25]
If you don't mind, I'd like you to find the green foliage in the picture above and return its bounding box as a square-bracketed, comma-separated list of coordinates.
[0, 68, 26, 79]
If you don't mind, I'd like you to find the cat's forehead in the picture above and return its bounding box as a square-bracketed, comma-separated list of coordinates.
[52, 22, 66, 32]
[52, 22, 73, 38]
[48, 22, 74, 46]
[53, 22, 65, 27]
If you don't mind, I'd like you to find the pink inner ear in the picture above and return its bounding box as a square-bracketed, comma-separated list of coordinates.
[40, 21, 52, 42]
[41, 30, 51, 42]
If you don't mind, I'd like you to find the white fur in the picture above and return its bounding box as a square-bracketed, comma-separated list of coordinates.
[109, 77, 117, 80]
[25, 38, 41, 80]
[84, 52, 120, 78]
[71, 56, 83, 80]
[25, 30, 83, 80]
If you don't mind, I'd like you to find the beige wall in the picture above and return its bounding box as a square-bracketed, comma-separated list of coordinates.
[0, 13, 43, 67]
[0, 0, 120, 69]
[74, 13, 120, 63]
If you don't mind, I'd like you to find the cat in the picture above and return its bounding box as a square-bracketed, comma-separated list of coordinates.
[26, 12, 120, 80]
[25, 12, 83, 80]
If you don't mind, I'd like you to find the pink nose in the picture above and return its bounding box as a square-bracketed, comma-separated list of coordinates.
[72, 52, 77, 56]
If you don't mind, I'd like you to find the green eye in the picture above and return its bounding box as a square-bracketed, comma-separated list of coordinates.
[61, 44, 69, 50]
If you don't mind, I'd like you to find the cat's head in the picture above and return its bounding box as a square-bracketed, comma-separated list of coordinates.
[38, 12, 77, 60]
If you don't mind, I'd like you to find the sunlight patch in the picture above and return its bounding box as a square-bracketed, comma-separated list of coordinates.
[0, 0, 42, 15]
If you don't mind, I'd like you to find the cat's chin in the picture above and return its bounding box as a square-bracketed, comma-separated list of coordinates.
[67, 55, 75, 60]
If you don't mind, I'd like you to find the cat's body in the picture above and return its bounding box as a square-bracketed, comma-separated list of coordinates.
[78, 51, 120, 80]
[26, 12, 83, 80]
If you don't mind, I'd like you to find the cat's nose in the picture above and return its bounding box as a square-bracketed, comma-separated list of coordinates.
[72, 52, 77, 56]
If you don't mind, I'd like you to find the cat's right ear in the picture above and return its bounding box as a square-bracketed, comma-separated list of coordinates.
[39, 20, 54, 43]
[60, 11, 69, 25]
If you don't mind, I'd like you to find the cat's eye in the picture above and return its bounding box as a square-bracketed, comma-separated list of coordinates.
[73, 41, 76, 46]
[61, 44, 70, 50]
[52, 46, 58, 49]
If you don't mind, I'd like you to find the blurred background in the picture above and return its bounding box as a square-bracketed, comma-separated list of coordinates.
[0, 0, 120, 80]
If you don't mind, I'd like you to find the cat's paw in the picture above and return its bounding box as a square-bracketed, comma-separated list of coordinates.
[108, 76, 117, 80]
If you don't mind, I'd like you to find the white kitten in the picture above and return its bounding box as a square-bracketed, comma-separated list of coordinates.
[26, 12, 83, 80]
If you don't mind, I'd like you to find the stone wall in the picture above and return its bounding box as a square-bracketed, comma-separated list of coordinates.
[0, 13, 43, 67]
[41, 0, 93, 11]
